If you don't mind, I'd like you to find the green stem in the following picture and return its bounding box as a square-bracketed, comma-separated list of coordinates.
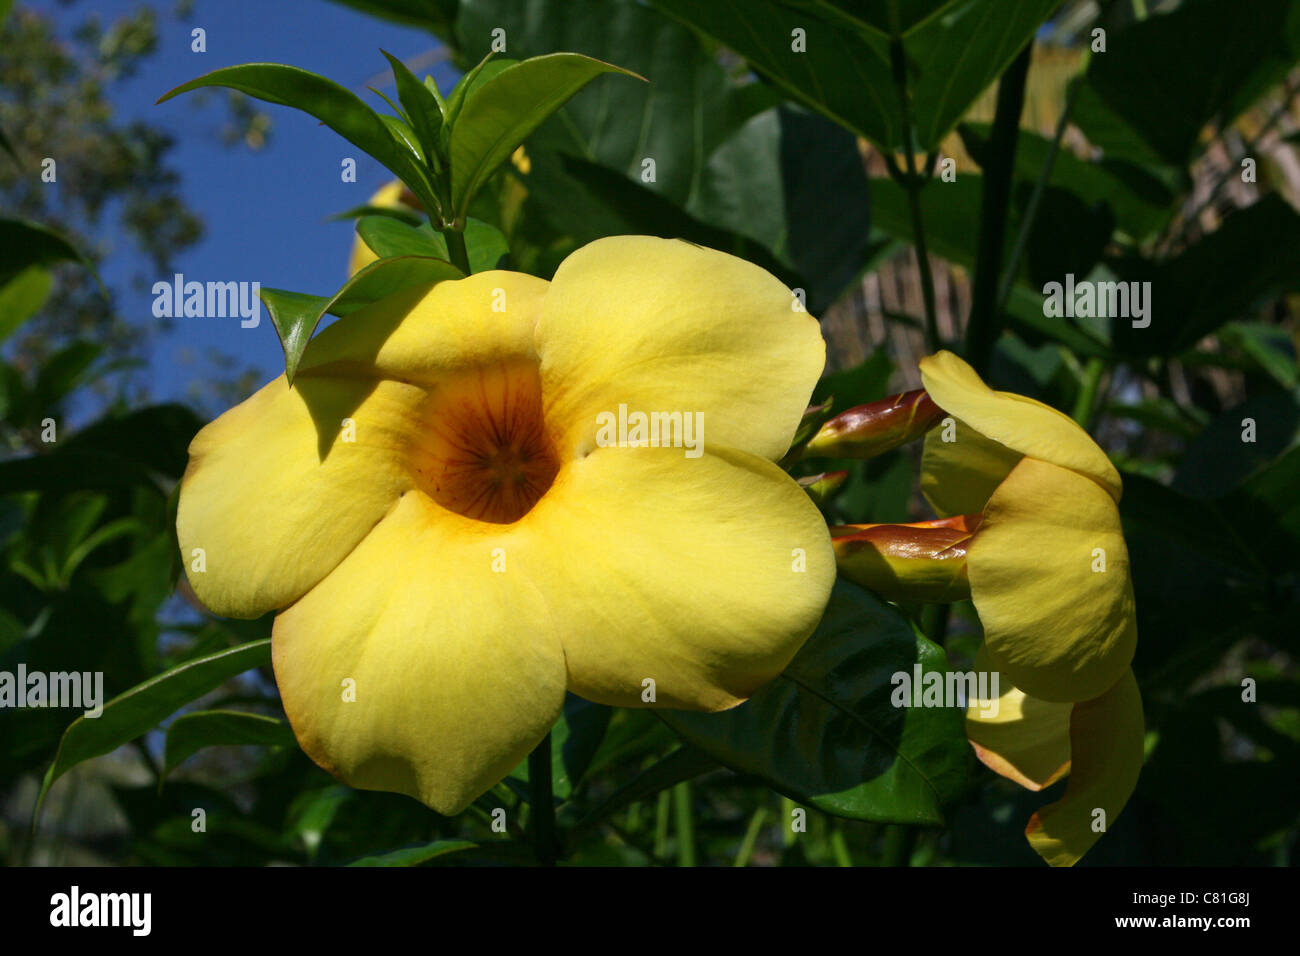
[673, 781, 696, 867]
[733, 806, 768, 867]
[997, 75, 1083, 316]
[882, 824, 918, 867]
[653, 789, 671, 859]
[528, 732, 557, 866]
[888, 37, 940, 353]
[965, 42, 1032, 376]
[830, 823, 854, 867]
[443, 227, 472, 274]
[1071, 357, 1107, 428]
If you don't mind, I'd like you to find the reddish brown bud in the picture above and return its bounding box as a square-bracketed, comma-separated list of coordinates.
[803, 389, 944, 460]
[831, 514, 980, 603]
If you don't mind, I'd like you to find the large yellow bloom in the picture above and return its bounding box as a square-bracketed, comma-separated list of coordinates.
[918, 350, 1135, 704]
[176, 236, 835, 814]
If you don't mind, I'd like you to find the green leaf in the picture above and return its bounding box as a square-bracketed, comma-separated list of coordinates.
[650, 0, 896, 147]
[572, 745, 720, 835]
[35, 639, 273, 824]
[508, 695, 611, 801]
[327, 0, 459, 34]
[357, 215, 508, 272]
[651, 0, 1056, 151]
[327, 202, 424, 226]
[381, 49, 444, 163]
[659, 579, 969, 825]
[348, 839, 478, 867]
[459, 0, 873, 312]
[1075, 0, 1299, 166]
[0, 122, 18, 166]
[262, 254, 463, 382]
[157, 63, 442, 218]
[447, 52, 642, 224]
[1111, 195, 1300, 357]
[803, 0, 960, 37]
[0, 266, 53, 344]
[0, 218, 85, 285]
[161, 709, 294, 781]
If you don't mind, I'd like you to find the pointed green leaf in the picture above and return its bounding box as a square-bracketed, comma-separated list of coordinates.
[381, 49, 444, 162]
[0, 218, 86, 285]
[263, 255, 463, 382]
[348, 839, 478, 867]
[162, 709, 294, 781]
[356, 216, 508, 273]
[448, 52, 642, 224]
[35, 640, 273, 825]
[157, 63, 441, 217]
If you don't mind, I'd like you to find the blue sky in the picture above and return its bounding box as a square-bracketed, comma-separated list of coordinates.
[26, 0, 457, 409]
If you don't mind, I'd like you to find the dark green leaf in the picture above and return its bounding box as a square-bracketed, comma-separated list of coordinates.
[157, 63, 442, 217]
[381, 49, 444, 162]
[161, 709, 295, 781]
[36, 640, 273, 823]
[357, 215, 508, 272]
[508, 695, 612, 801]
[348, 839, 478, 866]
[0, 218, 85, 285]
[262, 254, 463, 381]
[448, 52, 642, 223]
[660, 579, 969, 824]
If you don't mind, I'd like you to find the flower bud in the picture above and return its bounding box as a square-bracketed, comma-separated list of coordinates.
[797, 470, 847, 506]
[831, 514, 978, 603]
[803, 389, 943, 460]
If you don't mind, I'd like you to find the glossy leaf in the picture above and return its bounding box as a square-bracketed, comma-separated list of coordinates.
[381, 49, 444, 163]
[0, 218, 85, 284]
[348, 839, 478, 867]
[161, 709, 294, 781]
[508, 695, 612, 801]
[36, 640, 273, 822]
[262, 254, 463, 382]
[447, 52, 642, 223]
[157, 63, 442, 217]
[356, 215, 509, 272]
[660, 579, 969, 825]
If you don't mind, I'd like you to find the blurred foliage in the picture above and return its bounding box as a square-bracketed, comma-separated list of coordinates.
[2, 0, 1298, 866]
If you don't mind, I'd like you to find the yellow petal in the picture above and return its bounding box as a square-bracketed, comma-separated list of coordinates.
[965, 646, 1072, 791]
[297, 271, 549, 385]
[919, 350, 1122, 503]
[969, 457, 1137, 702]
[522, 444, 836, 711]
[272, 491, 567, 815]
[1027, 669, 1145, 866]
[536, 236, 825, 463]
[920, 417, 1024, 516]
[177, 375, 424, 618]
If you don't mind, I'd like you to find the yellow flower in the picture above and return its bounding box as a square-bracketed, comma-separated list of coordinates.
[176, 236, 835, 814]
[965, 647, 1144, 867]
[829, 350, 1145, 865]
[918, 350, 1135, 704]
[347, 181, 422, 276]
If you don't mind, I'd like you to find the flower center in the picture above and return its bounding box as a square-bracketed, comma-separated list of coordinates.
[411, 361, 559, 524]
